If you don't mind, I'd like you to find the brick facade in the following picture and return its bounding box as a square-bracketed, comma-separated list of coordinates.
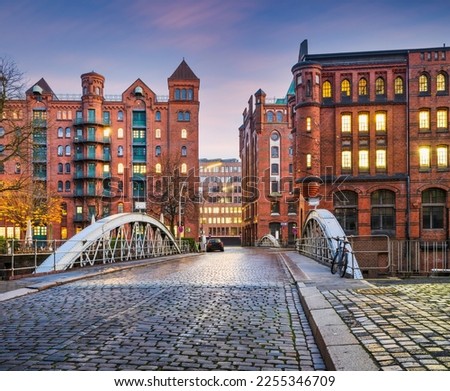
[291, 40, 450, 241]
[0, 60, 200, 241]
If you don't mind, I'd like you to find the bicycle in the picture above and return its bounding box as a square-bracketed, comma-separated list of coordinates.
[330, 236, 350, 277]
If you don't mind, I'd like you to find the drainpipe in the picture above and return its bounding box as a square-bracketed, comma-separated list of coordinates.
[405, 53, 411, 241]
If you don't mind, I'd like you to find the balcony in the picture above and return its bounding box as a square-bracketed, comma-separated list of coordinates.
[74, 152, 108, 162]
[73, 117, 110, 127]
[73, 136, 111, 144]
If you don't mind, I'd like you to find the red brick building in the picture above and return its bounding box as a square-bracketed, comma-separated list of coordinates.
[239, 88, 298, 246]
[0, 60, 200, 241]
[292, 40, 450, 241]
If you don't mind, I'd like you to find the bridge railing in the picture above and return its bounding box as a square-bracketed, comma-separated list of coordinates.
[0, 238, 193, 280]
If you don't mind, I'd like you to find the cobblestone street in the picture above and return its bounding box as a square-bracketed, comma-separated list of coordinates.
[323, 282, 450, 370]
[0, 248, 325, 371]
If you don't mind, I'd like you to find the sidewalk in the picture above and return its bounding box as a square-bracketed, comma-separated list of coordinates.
[280, 250, 450, 371]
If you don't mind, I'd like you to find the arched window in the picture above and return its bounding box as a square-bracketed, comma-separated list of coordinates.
[375, 77, 385, 95]
[181, 129, 187, 139]
[437, 72, 448, 93]
[156, 163, 162, 173]
[117, 163, 124, 174]
[358, 78, 368, 96]
[57, 181, 63, 192]
[371, 190, 395, 234]
[422, 188, 446, 229]
[57, 127, 64, 138]
[117, 128, 124, 138]
[155, 111, 161, 121]
[267, 111, 274, 122]
[184, 111, 190, 121]
[65, 127, 71, 138]
[419, 73, 429, 93]
[118, 202, 124, 213]
[394, 76, 404, 95]
[155, 128, 161, 138]
[117, 111, 124, 121]
[57, 145, 63, 156]
[181, 89, 187, 99]
[181, 163, 187, 174]
[155, 146, 161, 157]
[65, 181, 71, 192]
[118, 145, 124, 157]
[187, 89, 193, 100]
[181, 146, 187, 156]
[175, 89, 180, 100]
[177, 111, 184, 121]
[341, 79, 351, 96]
[322, 81, 332, 98]
[58, 163, 63, 174]
[276, 111, 283, 122]
[334, 190, 358, 234]
[65, 145, 71, 156]
[65, 163, 71, 173]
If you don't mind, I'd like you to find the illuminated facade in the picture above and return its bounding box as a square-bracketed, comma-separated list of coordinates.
[0, 60, 200, 241]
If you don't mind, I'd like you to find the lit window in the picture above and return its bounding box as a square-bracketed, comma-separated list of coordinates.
[156, 163, 162, 173]
[342, 151, 352, 169]
[341, 79, 351, 96]
[322, 81, 332, 98]
[419, 110, 430, 131]
[358, 78, 368, 96]
[376, 150, 387, 169]
[437, 109, 448, 129]
[133, 164, 146, 174]
[437, 73, 447, 92]
[117, 163, 124, 174]
[341, 114, 351, 133]
[419, 146, 431, 169]
[306, 153, 312, 169]
[117, 128, 124, 138]
[306, 117, 312, 131]
[181, 163, 187, 174]
[394, 77, 404, 95]
[181, 129, 187, 139]
[358, 113, 369, 132]
[155, 128, 161, 138]
[359, 150, 369, 170]
[437, 146, 448, 168]
[419, 74, 429, 93]
[375, 77, 385, 95]
[375, 112, 386, 132]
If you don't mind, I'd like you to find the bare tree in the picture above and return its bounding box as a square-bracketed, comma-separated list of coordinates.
[0, 56, 33, 192]
[146, 152, 199, 236]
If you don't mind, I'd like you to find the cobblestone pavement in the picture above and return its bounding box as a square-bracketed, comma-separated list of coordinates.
[323, 283, 450, 370]
[0, 248, 325, 371]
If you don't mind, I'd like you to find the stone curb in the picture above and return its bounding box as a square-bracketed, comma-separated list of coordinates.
[279, 252, 379, 371]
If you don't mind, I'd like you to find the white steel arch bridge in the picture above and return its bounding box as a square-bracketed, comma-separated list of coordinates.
[36, 213, 181, 273]
[297, 209, 363, 279]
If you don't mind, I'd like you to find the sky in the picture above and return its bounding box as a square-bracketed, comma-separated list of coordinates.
[1, 0, 450, 159]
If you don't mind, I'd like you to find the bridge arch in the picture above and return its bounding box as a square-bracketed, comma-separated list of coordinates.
[256, 234, 281, 248]
[36, 213, 181, 273]
[300, 209, 363, 279]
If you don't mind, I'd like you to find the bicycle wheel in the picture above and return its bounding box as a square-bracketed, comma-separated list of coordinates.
[339, 252, 348, 278]
[331, 250, 340, 274]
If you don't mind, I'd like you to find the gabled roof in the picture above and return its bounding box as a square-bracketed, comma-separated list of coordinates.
[168, 59, 199, 80]
[26, 78, 56, 96]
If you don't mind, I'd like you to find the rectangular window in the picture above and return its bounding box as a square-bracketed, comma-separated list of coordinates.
[132, 111, 146, 127]
[341, 114, 351, 133]
[306, 154, 312, 169]
[419, 110, 430, 131]
[437, 109, 448, 130]
[376, 150, 387, 169]
[306, 117, 312, 132]
[437, 146, 448, 168]
[342, 151, 352, 170]
[423, 206, 444, 229]
[88, 109, 95, 122]
[133, 164, 147, 174]
[375, 112, 386, 132]
[358, 150, 369, 170]
[358, 113, 369, 132]
[419, 147, 431, 169]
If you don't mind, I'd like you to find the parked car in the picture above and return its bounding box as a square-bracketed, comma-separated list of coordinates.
[206, 238, 224, 252]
